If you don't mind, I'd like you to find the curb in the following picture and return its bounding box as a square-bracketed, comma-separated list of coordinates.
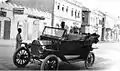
[0, 40, 118, 47]
[0, 40, 16, 47]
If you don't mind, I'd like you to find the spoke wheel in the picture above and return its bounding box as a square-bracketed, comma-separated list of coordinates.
[85, 52, 95, 69]
[13, 47, 30, 68]
[41, 55, 59, 71]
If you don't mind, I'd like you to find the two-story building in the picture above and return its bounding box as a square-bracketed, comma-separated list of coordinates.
[54, 0, 82, 32]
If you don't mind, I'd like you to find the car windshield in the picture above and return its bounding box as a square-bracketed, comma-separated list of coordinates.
[42, 26, 65, 38]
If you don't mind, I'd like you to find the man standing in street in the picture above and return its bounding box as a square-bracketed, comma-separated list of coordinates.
[16, 28, 22, 50]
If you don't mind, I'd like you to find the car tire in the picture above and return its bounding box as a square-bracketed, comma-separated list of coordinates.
[40, 54, 59, 71]
[13, 47, 30, 68]
[84, 52, 95, 69]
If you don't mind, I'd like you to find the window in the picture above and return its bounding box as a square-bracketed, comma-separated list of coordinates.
[75, 10, 77, 18]
[82, 17, 85, 22]
[71, 8, 73, 16]
[78, 11, 80, 18]
[62, 5, 64, 11]
[57, 3, 60, 10]
[66, 6, 68, 12]
[82, 12, 85, 22]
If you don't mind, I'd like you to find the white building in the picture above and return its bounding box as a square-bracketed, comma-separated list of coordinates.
[0, 2, 51, 40]
[89, 10, 105, 40]
[54, 0, 82, 32]
[105, 14, 117, 41]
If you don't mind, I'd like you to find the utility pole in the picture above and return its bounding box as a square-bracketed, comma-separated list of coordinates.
[51, 0, 55, 27]
[51, 0, 55, 34]
[101, 14, 106, 41]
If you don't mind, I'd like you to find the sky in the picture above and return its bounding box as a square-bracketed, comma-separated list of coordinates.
[78, 0, 120, 17]
[0, 0, 120, 17]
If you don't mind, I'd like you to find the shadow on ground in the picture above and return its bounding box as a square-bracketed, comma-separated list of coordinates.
[0, 56, 111, 70]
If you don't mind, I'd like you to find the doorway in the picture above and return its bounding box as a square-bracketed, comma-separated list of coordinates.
[3, 20, 11, 39]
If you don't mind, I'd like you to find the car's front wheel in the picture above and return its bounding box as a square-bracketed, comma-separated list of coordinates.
[40, 55, 59, 71]
[13, 47, 30, 68]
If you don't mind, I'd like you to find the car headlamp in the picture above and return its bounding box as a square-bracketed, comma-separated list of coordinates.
[21, 44, 25, 47]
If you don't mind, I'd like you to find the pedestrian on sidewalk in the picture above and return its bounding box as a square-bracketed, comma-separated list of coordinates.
[16, 28, 22, 50]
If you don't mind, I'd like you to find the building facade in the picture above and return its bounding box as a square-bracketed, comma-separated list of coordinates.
[104, 14, 117, 41]
[54, 0, 82, 33]
[0, 2, 51, 40]
[81, 6, 90, 33]
[4, 0, 82, 40]
[2, 0, 118, 42]
[88, 10, 105, 40]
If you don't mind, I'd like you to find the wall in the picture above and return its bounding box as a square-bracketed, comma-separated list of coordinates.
[89, 10, 104, 40]
[0, 2, 51, 40]
[105, 15, 117, 41]
[10, 0, 54, 13]
[0, 2, 14, 39]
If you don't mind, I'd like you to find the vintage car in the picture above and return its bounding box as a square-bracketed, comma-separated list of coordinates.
[13, 26, 100, 70]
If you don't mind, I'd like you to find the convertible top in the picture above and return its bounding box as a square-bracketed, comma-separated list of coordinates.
[67, 33, 83, 40]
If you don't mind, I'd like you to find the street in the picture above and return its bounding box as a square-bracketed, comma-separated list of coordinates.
[0, 41, 120, 71]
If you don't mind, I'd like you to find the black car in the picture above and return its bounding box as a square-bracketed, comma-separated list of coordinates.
[13, 26, 100, 70]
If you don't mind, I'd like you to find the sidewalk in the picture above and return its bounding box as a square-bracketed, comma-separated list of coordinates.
[0, 39, 118, 47]
[0, 39, 16, 47]
[98, 40, 118, 43]
[0, 39, 32, 47]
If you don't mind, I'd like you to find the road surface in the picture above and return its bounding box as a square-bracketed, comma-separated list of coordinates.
[0, 42, 120, 70]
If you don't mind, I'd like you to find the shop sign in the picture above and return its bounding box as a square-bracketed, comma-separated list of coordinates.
[0, 11, 7, 17]
[28, 15, 45, 20]
[13, 8, 24, 14]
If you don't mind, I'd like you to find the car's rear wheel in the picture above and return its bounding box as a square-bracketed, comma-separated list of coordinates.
[41, 55, 59, 71]
[13, 47, 30, 68]
[84, 52, 95, 69]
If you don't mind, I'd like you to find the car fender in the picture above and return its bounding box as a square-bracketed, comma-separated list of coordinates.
[52, 51, 69, 63]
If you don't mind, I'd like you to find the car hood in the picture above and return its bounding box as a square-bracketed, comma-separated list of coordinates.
[39, 40, 52, 45]
[22, 40, 52, 46]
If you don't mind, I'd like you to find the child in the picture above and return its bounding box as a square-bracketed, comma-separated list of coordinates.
[16, 28, 22, 50]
